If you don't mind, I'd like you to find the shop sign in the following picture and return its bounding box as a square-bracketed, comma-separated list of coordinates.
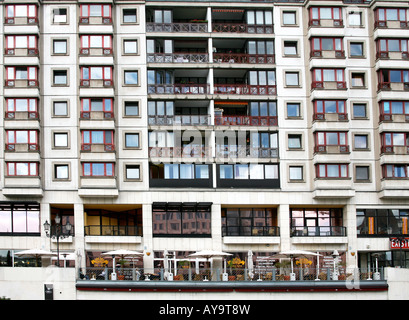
[390, 238, 409, 250]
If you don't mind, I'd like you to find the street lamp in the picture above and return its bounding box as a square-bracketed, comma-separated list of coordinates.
[43, 214, 72, 267]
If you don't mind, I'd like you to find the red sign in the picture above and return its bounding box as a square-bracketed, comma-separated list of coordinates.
[390, 238, 409, 250]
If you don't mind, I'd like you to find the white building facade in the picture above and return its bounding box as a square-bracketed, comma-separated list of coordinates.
[1, 0, 409, 298]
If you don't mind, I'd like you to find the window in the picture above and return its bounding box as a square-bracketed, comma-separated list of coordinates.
[350, 42, 364, 57]
[310, 7, 342, 24]
[6, 98, 37, 115]
[316, 164, 348, 178]
[222, 208, 278, 236]
[379, 69, 409, 83]
[357, 209, 409, 236]
[80, 35, 112, 53]
[81, 66, 112, 81]
[124, 101, 140, 116]
[53, 70, 67, 85]
[356, 166, 370, 181]
[124, 40, 138, 54]
[287, 102, 301, 118]
[380, 101, 409, 115]
[0, 203, 40, 235]
[283, 11, 296, 25]
[150, 163, 210, 180]
[6, 130, 38, 150]
[80, 4, 111, 21]
[353, 103, 367, 118]
[313, 68, 345, 83]
[248, 71, 276, 86]
[81, 98, 113, 118]
[6, 35, 37, 54]
[311, 37, 343, 52]
[354, 135, 368, 150]
[7, 162, 39, 176]
[289, 166, 303, 180]
[123, 8, 137, 23]
[54, 132, 68, 148]
[219, 164, 278, 180]
[285, 72, 299, 86]
[53, 101, 68, 116]
[246, 10, 273, 25]
[314, 100, 346, 116]
[383, 164, 409, 178]
[124, 71, 139, 85]
[125, 133, 140, 148]
[351, 73, 365, 87]
[376, 8, 408, 23]
[55, 164, 69, 179]
[152, 202, 211, 237]
[284, 41, 297, 55]
[288, 134, 302, 149]
[53, 40, 67, 54]
[126, 165, 140, 180]
[316, 131, 348, 146]
[82, 130, 114, 147]
[349, 12, 362, 26]
[82, 163, 114, 177]
[53, 8, 67, 23]
[5, 5, 37, 23]
[382, 133, 409, 147]
[290, 208, 344, 236]
[378, 39, 409, 54]
[6, 66, 37, 84]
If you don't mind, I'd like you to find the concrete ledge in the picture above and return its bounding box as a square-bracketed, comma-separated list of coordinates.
[76, 280, 388, 293]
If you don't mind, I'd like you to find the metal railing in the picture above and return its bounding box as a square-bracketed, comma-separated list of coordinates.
[291, 226, 347, 237]
[84, 225, 142, 237]
[79, 267, 384, 282]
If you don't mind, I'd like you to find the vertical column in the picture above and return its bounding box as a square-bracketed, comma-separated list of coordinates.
[142, 204, 154, 270]
[211, 204, 222, 250]
[74, 203, 86, 271]
[278, 204, 291, 251]
[345, 203, 358, 268]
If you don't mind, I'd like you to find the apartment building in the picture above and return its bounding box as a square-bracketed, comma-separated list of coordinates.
[0, 0, 408, 279]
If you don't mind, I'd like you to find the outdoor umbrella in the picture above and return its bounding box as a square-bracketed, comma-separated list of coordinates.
[102, 250, 144, 278]
[271, 250, 321, 280]
[188, 250, 232, 280]
[14, 249, 56, 267]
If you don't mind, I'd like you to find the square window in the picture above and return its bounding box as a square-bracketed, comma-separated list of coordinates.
[123, 8, 137, 23]
[124, 101, 139, 116]
[349, 12, 362, 26]
[126, 165, 140, 179]
[124, 71, 138, 85]
[353, 103, 367, 118]
[124, 40, 138, 54]
[289, 166, 303, 180]
[354, 135, 368, 149]
[284, 41, 297, 55]
[285, 72, 299, 86]
[53, 8, 67, 23]
[288, 134, 302, 149]
[351, 73, 365, 87]
[125, 133, 140, 148]
[350, 42, 363, 57]
[54, 132, 68, 147]
[53, 101, 68, 116]
[283, 11, 296, 25]
[53, 40, 67, 54]
[287, 103, 301, 118]
[55, 164, 69, 179]
[356, 166, 369, 180]
[53, 70, 67, 85]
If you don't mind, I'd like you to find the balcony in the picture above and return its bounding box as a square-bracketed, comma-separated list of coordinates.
[214, 84, 276, 96]
[5, 80, 38, 89]
[147, 22, 208, 33]
[377, 51, 409, 60]
[222, 226, 279, 237]
[310, 50, 345, 59]
[5, 48, 39, 57]
[3, 176, 43, 197]
[212, 22, 273, 34]
[381, 146, 409, 155]
[314, 145, 350, 154]
[147, 52, 209, 64]
[215, 115, 277, 127]
[313, 113, 348, 122]
[312, 81, 346, 90]
[216, 145, 278, 159]
[84, 225, 142, 237]
[291, 226, 346, 237]
[148, 84, 209, 95]
[149, 146, 211, 158]
[148, 115, 211, 126]
[214, 53, 275, 65]
[378, 82, 409, 91]
[5, 143, 39, 153]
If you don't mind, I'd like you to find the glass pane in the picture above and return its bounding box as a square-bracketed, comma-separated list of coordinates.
[180, 164, 194, 179]
[249, 164, 264, 179]
[235, 164, 249, 179]
[265, 165, 278, 179]
[220, 165, 233, 179]
[165, 164, 179, 179]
